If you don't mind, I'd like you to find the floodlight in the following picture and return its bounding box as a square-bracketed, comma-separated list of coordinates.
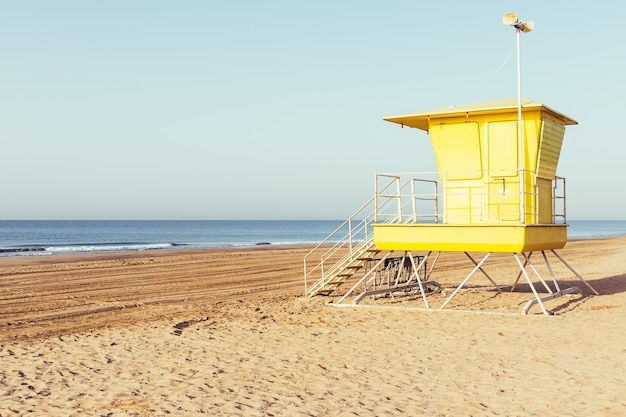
[520, 21, 534, 33]
[503, 12, 534, 33]
[502, 13, 518, 25]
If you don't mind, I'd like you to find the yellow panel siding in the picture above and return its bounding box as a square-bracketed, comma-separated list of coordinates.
[430, 122, 483, 180]
[522, 113, 542, 173]
[536, 118, 565, 179]
[486, 177, 521, 222]
[537, 178, 554, 224]
[430, 122, 483, 224]
[487, 121, 518, 176]
[372, 223, 568, 252]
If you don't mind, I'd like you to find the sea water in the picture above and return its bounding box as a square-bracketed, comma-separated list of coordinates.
[0, 219, 623, 257]
[0, 220, 344, 256]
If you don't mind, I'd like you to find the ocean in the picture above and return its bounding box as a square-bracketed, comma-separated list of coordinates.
[0, 220, 344, 257]
[0, 219, 624, 257]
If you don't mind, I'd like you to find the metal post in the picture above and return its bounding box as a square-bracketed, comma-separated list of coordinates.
[434, 180, 439, 223]
[516, 27, 525, 223]
[411, 179, 417, 223]
[443, 172, 447, 224]
[348, 218, 353, 252]
[374, 175, 379, 223]
[396, 176, 402, 223]
[503, 14, 533, 222]
[562, 178, 567, 224]
[303, 258, 308, 295]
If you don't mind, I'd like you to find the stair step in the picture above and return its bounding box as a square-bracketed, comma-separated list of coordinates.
[308, 239, 380, 297]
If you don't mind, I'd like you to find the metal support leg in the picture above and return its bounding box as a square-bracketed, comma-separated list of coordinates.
[405, 251, 431, 285]
[541, 250, 561, 292]
[392, 252, 406, 287]
[426, 251, 441, 281]
[465, 252, 502, 292]
[511, 252, 532, 292]
[521, 252, 554, 294]
[521, 286, 582, 315]
[513, 253, 550, 315]
[408, 251, 432, 309]
[550, 250, 599, 295]
[439, 252, 492, 310]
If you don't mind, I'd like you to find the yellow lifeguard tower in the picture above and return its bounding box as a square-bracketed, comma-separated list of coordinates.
[304, 13, 598, 315]
[304, 98, 598, 315]
[375, 97, 571, 253]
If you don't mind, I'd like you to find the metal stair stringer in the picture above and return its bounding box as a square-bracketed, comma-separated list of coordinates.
[306, 240, 381, 297]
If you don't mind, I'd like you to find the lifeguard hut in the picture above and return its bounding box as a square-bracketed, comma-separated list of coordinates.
[303, 97, 598, 315]
[303, 13, 598, 315]
[375, 97, 572, 253]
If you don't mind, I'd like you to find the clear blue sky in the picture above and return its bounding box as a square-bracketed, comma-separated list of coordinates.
[1, 1, 623, 220]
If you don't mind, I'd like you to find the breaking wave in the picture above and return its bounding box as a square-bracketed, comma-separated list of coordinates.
[0, 242, 179, 257]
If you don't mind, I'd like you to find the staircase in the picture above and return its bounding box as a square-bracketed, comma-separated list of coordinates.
[304, 189, 393, 298]
[305, 238, 380, 297]
[304, 174, 437, 298]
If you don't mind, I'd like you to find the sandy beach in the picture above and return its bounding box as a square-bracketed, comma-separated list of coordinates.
[1, 238, 625, 416]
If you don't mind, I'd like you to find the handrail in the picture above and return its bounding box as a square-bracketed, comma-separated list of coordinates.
[303, 196, 374, 295]
[375, 173, 440, 224]
[304, 176, 411, 295]
[304, 169, 567, 296]
[372, 170, 567, 226]
[553, 176, 566, 224]
[374, 174, 402, 223]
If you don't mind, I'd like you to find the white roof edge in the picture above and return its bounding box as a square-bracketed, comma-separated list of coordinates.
[384, 98, 578, 125]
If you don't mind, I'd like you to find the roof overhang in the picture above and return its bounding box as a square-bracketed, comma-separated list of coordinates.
[383, 98, 578, 132]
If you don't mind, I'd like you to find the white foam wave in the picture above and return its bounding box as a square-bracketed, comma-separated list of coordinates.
[47, 243, 175, 254]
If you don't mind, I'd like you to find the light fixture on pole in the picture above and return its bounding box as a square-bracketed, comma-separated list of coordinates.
[503, 12, 534, 223]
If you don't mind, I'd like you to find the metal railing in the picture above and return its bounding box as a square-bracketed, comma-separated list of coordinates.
[304, 170, 567, 295]
[374, 170, 567, 225]
[374, 174, 439, 224]
[303, 197, 375, 296]
[553, 176, 567, 224]
[303, 181, 407, 295]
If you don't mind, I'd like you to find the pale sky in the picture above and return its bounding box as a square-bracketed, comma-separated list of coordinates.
[1, 1, 624, 220]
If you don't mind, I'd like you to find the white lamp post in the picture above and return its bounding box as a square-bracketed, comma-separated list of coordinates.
[503, 12, 534, 223]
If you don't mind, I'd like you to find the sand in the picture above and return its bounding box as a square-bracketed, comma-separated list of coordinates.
[1, 238, 625, 416]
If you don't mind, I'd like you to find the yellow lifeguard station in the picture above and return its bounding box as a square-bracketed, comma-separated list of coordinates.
[303, 13, 598, 315]
[375, 97, 571, 253]
[304, 97, 598, 315]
